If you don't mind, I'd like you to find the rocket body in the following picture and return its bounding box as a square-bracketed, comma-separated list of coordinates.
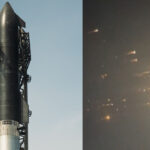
[0, 2, 31, 150]
[0, 3, 21, 150]
[0, 2, 20, 122]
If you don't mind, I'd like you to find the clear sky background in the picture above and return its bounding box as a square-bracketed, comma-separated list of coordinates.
[0, 0, 82, 150]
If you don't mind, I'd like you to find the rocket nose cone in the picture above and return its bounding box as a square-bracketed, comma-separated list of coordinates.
[1, 2, 15, 14]
[0, 2, 17, 26]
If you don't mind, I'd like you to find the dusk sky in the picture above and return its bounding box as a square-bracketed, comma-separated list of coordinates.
[84, 0, 150, 150]
[0, 0, 82, 150]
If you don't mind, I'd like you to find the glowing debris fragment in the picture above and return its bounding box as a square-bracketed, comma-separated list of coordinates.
[122, 98, 127, 102]
[93, 28, 99, 32]
[88, 28, 100, 34]
[102, 103, 113, 107]
[107, 98, 111, 102]
[110, 103, 114, 106]
[105, 115, 111, 121]
[135, 71, 150, 77]
[130, 58, 138, 63]
[138, 88, 150, 93]
[101, 73, 108, 79]
[127, 50, 136, 55]
[143, 89, 146, 92]
[146, 102, 150, 106]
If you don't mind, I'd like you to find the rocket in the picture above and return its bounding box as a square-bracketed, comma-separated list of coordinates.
[0, 2, 31, 150]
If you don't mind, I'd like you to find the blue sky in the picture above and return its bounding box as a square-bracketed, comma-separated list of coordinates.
[0, 0, 82, 149]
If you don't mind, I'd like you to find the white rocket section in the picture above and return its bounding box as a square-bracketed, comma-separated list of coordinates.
[0, 121, 20, 150]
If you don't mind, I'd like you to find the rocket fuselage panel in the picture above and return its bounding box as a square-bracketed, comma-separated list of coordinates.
[0, 3, 20, 122]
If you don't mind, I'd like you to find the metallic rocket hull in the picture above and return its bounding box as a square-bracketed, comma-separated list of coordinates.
[0, 2, 20, 122]
[0, 2, 31, 150]
[0, 121, 20, 150]
[0, 136, 20, 150]
[0, 3, 20, 149]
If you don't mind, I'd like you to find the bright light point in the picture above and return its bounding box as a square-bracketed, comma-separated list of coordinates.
[93, 29, 99, 32]
[130, 58, 138, 63]
[101, 73, 108, 79]
[122, 98, 127, 102]
[110, 103, 114, 106]
[107, 98, 111, 102]
[127, 50, 136, 55]
[105, 115, 111, 121]
[88, 28, 100, 34]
